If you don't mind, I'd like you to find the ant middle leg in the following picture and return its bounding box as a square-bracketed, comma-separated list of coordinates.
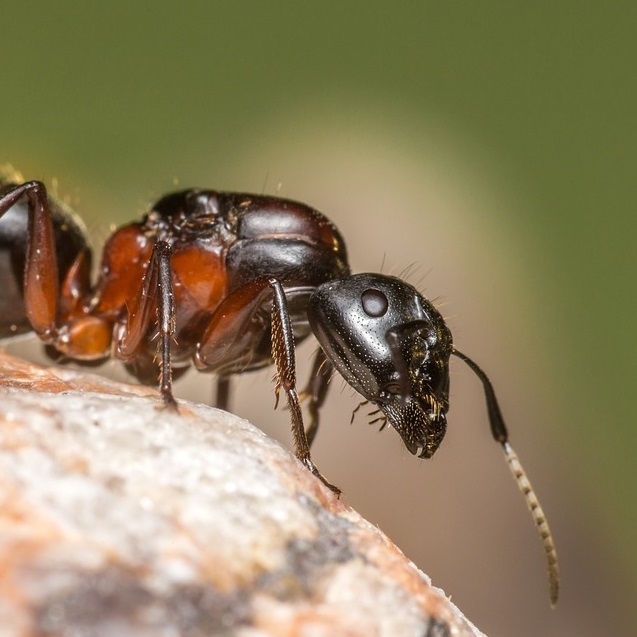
[268, 278, 340, 496]
[115, 240, 177, 407]
[300, 348, 334, 448]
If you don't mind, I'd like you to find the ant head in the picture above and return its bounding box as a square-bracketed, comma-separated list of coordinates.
[308, 273, 452, 458]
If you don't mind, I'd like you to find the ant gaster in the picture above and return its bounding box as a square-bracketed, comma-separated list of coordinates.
[0, 173, 559, 605]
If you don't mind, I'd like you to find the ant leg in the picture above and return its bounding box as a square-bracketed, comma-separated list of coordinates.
[116, 240, 177, 407]
[156, 242, 176, 406]
[194, 279, 340, 495]
[1, 181, 113, 360]
[0, 181, 59, 337]
[215, 376, 231, 411]
[269, 278, 340, 496]
[300, 348, 334, 448]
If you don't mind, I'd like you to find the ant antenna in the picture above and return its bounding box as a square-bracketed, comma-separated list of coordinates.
[452, 348, 560, 607]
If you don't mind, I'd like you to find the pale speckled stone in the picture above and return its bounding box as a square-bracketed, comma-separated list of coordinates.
[0, 352, 486, 637]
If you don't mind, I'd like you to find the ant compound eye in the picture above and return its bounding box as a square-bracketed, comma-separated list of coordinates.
[361, 289, 389, 317]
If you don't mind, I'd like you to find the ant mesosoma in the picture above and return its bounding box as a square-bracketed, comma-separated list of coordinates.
[0, 173, 559, 605]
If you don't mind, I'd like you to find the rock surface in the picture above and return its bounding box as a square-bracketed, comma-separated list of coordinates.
[0, 352, 485, 637]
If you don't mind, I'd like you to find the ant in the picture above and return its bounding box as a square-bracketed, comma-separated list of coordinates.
[0, 172, 559, 605]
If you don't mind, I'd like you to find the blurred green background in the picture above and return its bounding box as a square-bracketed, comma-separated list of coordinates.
[1, 2, 634, 635]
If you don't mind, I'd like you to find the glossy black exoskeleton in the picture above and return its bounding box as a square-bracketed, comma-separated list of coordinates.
[308, 273, 452, 458]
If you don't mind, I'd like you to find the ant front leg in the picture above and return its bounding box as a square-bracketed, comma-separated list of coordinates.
[115, 240, 177, 408]
[0, 181, 60, 337]
[269, 279, 340, 496]
[195, 278, 340, 495]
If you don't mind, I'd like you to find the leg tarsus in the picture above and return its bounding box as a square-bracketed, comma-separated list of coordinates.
[302, 456, 341, 496]
[159, 389, 179, 411]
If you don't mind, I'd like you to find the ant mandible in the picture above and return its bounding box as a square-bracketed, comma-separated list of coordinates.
[0, 173, 559, 605]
